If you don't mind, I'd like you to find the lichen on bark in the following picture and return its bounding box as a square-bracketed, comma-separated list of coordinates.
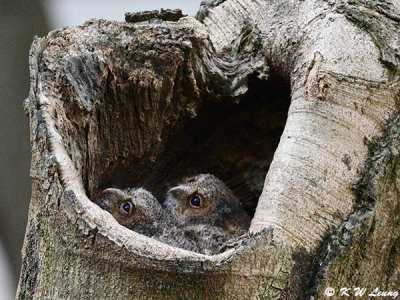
[311, 106, 400, 297]
[337, 0, 400, 70]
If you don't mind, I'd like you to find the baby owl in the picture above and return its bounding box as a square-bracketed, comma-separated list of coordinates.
[163, 174, 251, 252]
[96, 174, 250, 255]
[95, 187, 169, 237]
[95, 187, 199, 251]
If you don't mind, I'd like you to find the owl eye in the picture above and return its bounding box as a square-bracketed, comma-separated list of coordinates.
[189, 194, 202, 208]
[119, 201, 133, 216]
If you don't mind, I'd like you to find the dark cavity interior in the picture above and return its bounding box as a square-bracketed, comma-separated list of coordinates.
[94, 74, 290, 216]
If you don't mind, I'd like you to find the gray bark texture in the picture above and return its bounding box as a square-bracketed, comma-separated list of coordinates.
[17, 0, 400, 299]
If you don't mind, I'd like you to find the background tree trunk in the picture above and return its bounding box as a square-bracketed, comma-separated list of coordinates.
[17, 0, 400, 299]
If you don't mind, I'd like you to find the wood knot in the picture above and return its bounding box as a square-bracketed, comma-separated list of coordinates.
[305, 52, 329, 100]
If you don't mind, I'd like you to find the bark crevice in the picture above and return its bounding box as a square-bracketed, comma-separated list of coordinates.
[337, 0, 400, 70]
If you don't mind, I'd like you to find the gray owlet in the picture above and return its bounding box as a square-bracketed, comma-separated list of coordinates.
[95, 187, 199, 251]
[163, 174, 251, 253]
[95, 187, 170, 237]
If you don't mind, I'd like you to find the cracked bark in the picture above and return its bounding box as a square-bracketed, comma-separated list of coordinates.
[17, 0, 400, 299]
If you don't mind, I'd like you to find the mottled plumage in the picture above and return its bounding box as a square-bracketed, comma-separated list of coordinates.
[96, 174, 250, 255]
[163, 174, 251, 253]
[95, 187, 169, 237]
[95, 187, 198, 251]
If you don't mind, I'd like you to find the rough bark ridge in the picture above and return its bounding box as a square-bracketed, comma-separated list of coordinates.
[17, 0, 399, 299]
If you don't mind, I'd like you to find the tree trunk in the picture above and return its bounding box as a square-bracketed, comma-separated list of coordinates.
[17, 1, 400, 299]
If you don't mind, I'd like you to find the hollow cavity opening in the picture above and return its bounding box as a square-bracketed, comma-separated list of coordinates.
[150, 75, 290, 215]
[96, 74, 291, 217]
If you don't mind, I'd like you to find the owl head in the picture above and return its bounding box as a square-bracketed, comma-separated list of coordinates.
[96, 187, 165, 235]
[163, 174, 250, 235]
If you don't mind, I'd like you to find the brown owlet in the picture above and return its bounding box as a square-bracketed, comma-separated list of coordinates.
[163, 174, 251, 253]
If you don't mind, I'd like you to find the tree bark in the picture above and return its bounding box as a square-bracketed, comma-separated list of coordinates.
[17, 1, 400, 299]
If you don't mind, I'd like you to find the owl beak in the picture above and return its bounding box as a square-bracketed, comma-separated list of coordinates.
[167, 185, 192, 196]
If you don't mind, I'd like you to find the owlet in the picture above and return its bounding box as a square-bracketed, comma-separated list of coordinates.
[163, 174, 251, 252]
